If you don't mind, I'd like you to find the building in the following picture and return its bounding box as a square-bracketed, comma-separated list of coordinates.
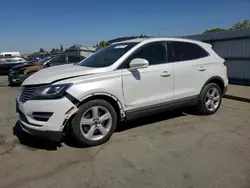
[65, 45, 96, 58]
[183, 28, 250, 85]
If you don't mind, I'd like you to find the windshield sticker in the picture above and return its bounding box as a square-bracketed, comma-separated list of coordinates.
[114, 45, 128, 49]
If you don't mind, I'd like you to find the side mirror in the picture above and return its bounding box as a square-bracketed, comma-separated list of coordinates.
[129, 58, 149, 71]
[44, 61, 50, 67]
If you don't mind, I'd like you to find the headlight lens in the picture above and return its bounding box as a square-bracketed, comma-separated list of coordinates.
[31, 84, 72, 100]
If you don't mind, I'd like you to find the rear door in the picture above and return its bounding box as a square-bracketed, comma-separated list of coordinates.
[167, 41, 210, 100]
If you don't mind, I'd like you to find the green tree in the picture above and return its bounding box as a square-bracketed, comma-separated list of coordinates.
[39, 48, 45, 53]
[204, 28, 227, 34]
[99, 41, 111, 48]
[50, 48, 60, 54]
[60, 44, 64, 52]
[50, 48, 56, 53]
[203, 20, 250, 33]
[232, 20, 250, 30]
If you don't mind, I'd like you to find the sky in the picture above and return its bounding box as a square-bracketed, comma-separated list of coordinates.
[0, 0, 249, 52]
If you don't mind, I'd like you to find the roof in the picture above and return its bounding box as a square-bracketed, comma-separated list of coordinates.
[182, 28, 250, 42]
[66, 45, 96, 52]
[115, 37, 210, 47]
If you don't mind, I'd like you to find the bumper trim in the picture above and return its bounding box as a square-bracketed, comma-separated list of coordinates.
[19, 121, 63, 142]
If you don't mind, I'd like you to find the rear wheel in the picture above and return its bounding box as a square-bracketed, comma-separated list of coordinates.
[197, 83, 222, 115]
[71, 99, 117, 147]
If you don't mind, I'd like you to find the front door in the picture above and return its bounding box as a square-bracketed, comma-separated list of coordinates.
[121, 42, 174, 111]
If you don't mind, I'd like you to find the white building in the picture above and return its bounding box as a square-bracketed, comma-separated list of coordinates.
[65, 45, 96, 58]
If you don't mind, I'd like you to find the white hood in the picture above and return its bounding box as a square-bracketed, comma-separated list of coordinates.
[22, 64, 104, 85]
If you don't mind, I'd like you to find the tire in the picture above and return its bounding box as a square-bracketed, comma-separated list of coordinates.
[8, 79, 14, 86]
[197, 83, 222, 115]
[71, 99, 117, 147]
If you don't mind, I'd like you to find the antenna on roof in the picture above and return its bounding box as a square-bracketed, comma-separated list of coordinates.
[157, 29, 161, 36]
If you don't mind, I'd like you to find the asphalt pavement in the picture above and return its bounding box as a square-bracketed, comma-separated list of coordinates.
[0, 76, 250, 188]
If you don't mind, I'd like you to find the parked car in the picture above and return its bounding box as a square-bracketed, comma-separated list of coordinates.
[0, 52, 21, 57]
[8, 54, 85, 85]
[0, 56, 28, 75]
[16, 38, 228, 147]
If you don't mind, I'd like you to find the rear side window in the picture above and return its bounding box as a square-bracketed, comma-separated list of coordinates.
[168, 41, 209, 62]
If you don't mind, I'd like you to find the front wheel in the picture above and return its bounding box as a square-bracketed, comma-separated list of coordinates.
[197, 83, 222, 115]
[71, 99, 117, 147]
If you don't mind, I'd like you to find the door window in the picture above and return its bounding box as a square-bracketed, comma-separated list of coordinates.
[133, 43, 167, 65]
[168, 41, 209, 62]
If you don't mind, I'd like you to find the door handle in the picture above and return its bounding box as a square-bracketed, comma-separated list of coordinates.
[198, 66, 206, 71]
[160, 71, 171, 77]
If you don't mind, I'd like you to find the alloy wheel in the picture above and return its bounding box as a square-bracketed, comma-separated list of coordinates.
[79, 106, 112, 141]
[205, 87, 221, 112]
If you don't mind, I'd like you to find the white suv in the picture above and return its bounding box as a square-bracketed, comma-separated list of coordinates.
[16, 38, 228, 146]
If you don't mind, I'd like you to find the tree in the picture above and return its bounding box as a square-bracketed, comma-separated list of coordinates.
[204, 28, 227, 34]
[50, 48, 60, 54]
[60, 44, 64, 52]
[50, 48, 56, 53]
[203, 20, 250, 33]
[139, 34, 147, 37]
[39, 48, 45, 53]
[232, 20, 250, 30]
[99, 41, 111, 48]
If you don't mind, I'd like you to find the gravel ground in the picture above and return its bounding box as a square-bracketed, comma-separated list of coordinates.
[0, 76, 250, 188]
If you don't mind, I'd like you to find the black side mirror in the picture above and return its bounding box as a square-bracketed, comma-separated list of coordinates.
[44, 62, 50, 67]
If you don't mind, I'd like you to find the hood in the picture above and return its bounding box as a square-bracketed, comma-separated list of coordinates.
[24, 65, 43, 73]
[11, 62, 34, 70]
[22, 64, 103, 86]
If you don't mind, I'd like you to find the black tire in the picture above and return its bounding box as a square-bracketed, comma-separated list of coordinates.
[71, 99, 117, 147]
[8, 79, 14, 86]
[197, 83, 222, 115]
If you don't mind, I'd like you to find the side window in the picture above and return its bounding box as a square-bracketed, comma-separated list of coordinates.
[132, 43, 167, 65]
[68, 56, 81, 63]
[49, 56, 65, 65]
[168, 41, 208, 62]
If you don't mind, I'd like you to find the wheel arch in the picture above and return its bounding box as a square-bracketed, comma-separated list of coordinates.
[77, 92, 125, 120]
[201, 76, 225, 94]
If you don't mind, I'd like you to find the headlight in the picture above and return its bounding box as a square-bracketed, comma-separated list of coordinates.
[31, 84, 72, 100]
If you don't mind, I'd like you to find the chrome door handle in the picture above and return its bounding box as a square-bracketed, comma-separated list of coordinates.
[198, 66, 206, 71]
[160, 71, 171, 77]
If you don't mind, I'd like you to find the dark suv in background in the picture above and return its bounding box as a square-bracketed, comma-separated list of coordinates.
[0, 56, 28, 75]
[8, 54, 85, 86]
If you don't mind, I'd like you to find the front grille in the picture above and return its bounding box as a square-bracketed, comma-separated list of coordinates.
[19, 86, 38, 103]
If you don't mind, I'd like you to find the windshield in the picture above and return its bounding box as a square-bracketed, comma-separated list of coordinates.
[36, 56, 54, 64]
[78, 42, 139, 68]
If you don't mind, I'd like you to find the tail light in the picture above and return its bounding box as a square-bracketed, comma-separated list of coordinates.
[223, 61, 227, 67]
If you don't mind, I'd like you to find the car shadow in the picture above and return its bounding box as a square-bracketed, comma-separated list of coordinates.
[13, 121, 62, 151]
[116, 109, 186, 132]
[13, 108, 199, 150]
